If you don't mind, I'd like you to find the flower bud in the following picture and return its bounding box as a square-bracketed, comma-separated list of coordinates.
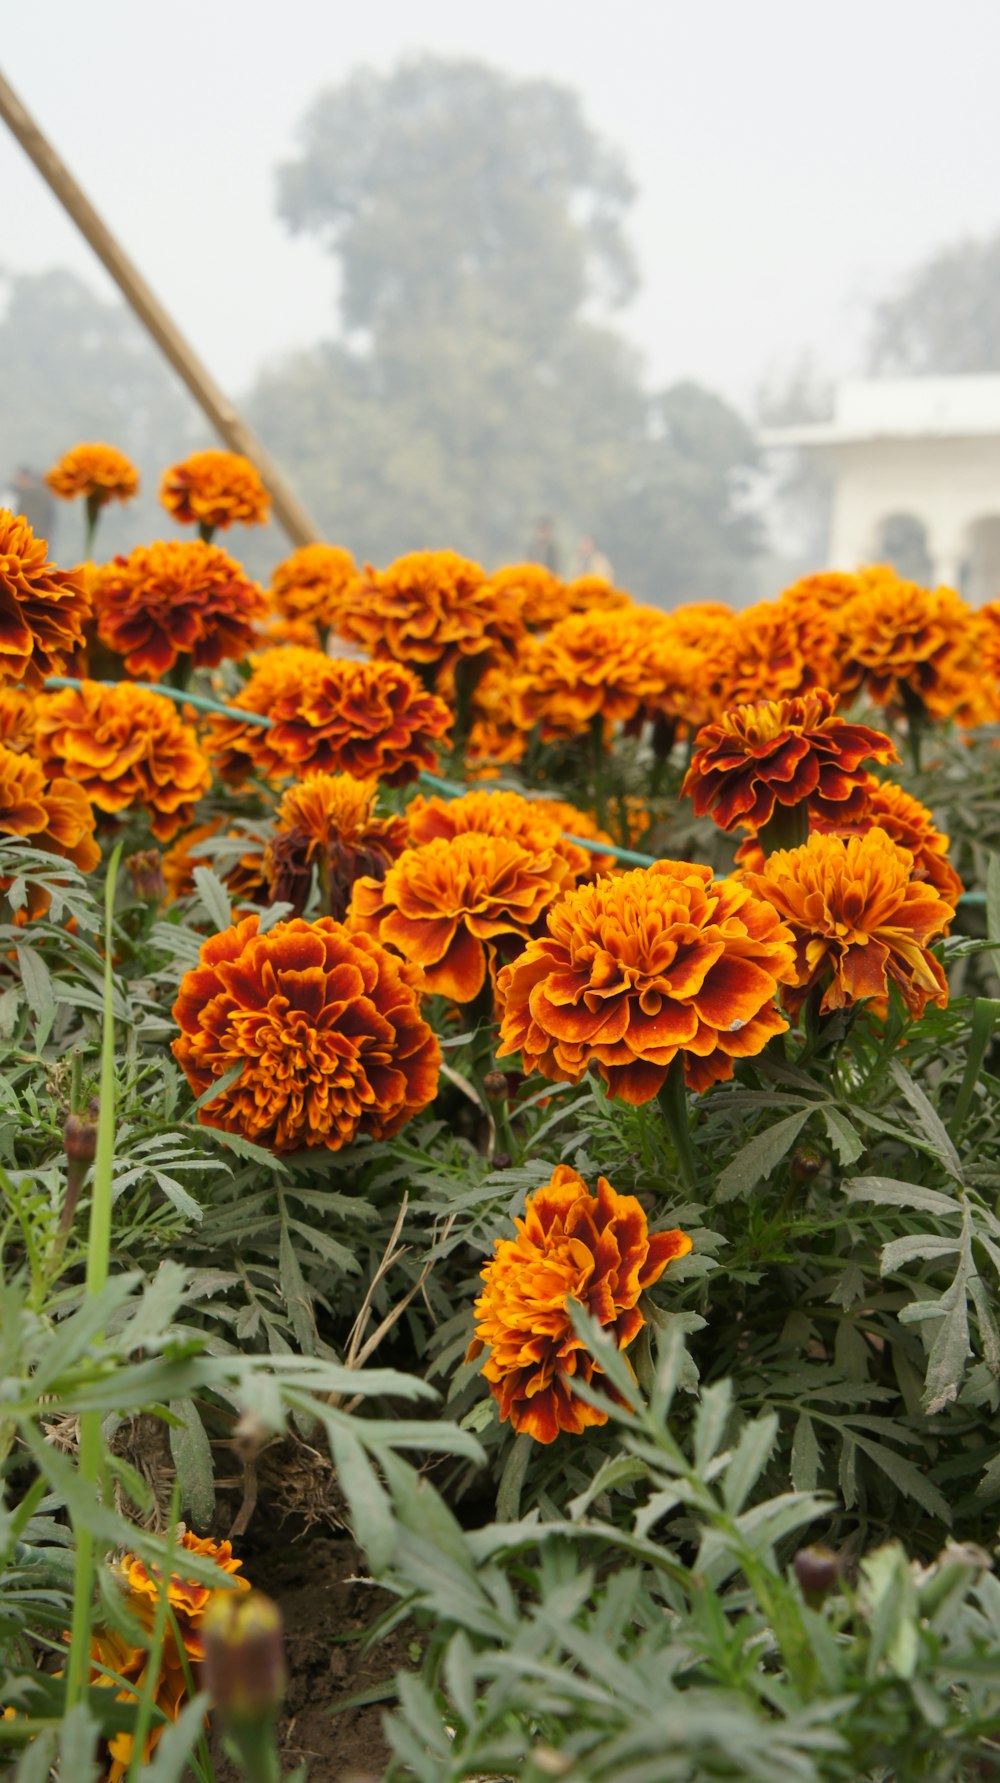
[125, 849, 166, 902]
[790, 1143, 823, 1183]
[63, 1109, 98, 1165]
[793, 1544, 840, 1604]
[202, 1589, 286, 1725]
[482, 1071, 509, 1104]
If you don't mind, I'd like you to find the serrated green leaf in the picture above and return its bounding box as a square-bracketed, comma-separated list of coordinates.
[715, 1109, 811, 1201]
[168, 1397, 215, 1528]
[192, 864, 232, 931]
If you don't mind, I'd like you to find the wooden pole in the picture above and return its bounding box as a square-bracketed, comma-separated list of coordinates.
[0, 66, 323, 549]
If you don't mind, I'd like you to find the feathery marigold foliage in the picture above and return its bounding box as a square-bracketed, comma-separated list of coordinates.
[92, 1531, 247, 1781]
[94, 539, 267, 677]
[332, 549, 524, 672]
[172, 914, 440, 1152]
[469, 1164, 691, 1443]
[406, 786, 602, 884]
[160, 449, 270, 531]
[0, 509, 91, 688]
[270, 543, 358, 628]
[349, 831, 574, 1003]
[266, 656, 453, 786]
[743, 827, 954, 1019]
[511, 608, 663, 740]
[496, 861, 796, 1099]
[44, 442, 139, 507]
[0, 742, 99, 915]
[266, 771, 408, 919]
[682, 690, 898, 833]
[36, 680, 212, 842]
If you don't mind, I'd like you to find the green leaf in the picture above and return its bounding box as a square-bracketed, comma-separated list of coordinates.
[190, 1060, 244, 1114]
[846, 1176, 960, 1218]
[790, 1410, 820, 1491]
[144, 1694, 211, 1782]
[168, 1398, 215, 1528]
[278, 1191, 316, 1355]
[987, 853, 1000, 979]
[328, 1423, 395, 1572]
[889, 1060, 963, 1183]
[723, 1413, 778, 1513]
[880, 1235, 961, 1274]
[192, 864, 232, 931]
[15, 944, 55, 1046]
[715, 1109, 811, 1201]
[693, 1379, 733, 1473]
[822, 1106, 865, 1166]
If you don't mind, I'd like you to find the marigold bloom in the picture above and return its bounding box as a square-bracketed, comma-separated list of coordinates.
[0, 743, 99, 914]
[205, 645, 331, 783]
[93, 1529, 248, 1781]
[469, 1165, 691, 1442]
[333, 549, 524, 672]
[562, 574, 633, 616]
[266, 772, 408, 919]
[837, 570, 977, 718]
[682, 689, 898, 833]
[267, 656, 453, 786]
[173, 914, 439, 1151]
[160, 449, 270, 531]
[496, 861, 795, 1099]
[94, 539, 267, 677]
[406, 787, 600, 884]
[511, 608, 663, 740]
[45, 442, 139, 508]
[525, 798, 618, 878]
[464, 661, 529, 774]
[0, 509, 91, 688]
[699, 600, 814, 718]
[350, 831, 572, 1003]
[36, 680, 212, 842]
[271, 543, 358, 628]
[160, 818, 268, 905]
[743, 828, 952, 1019]
[0, 687, 36, 753]
[490, 562, 565, 631]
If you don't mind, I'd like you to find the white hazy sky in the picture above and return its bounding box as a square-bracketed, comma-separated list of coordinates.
[4, 0, 1000, 411]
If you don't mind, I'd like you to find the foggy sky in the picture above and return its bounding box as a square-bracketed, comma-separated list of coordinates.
[5, 0, 1000, 411]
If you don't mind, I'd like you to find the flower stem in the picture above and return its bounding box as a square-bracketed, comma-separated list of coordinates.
[758, 800, 810, 857]
[590, 713, 608, 829]
[901, 684, 927, 775]
[657, 1054, 698, 1192]
[84, 493, 101, 558]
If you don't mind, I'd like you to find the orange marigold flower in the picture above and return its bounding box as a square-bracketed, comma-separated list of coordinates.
[160, 818, 267, 906]
[205, 645, 331, 784]
[0, 743, 99, 915]
[333, 549, 524, 672]
[743, 828, 953, 1019]
[349, 831, 573, 1003]
[172, 914, 440, 1152]
[45, 442, 139, 507]
[94, 539, 267, 677]
[267, 657, 453, 786]
[406, 787, 600, 884]
[682, 689, 898, 833]
[266, 771, 408, 919]
[0, 509, 91, 688]
[36, 680, 212, 842]
[160, 449, 270, 532]
[837, 569, 977, 718]
[806, 775, 964, 905]
[563, 574, 633, 616]
[271, 543, 358, 628]
[496, 861, 795, 1099]
[464, 661, 529, 774]
[524, 798, 618, 878]
[0, 686, 36, 753]
[93, 1529, 248, 1781]
[490, 562, 566, 631]
[469, 1164, 691, 1443]
[699, 600, 814, 718]
[511, 608, 663, 740]
[258, 612, 323, 652]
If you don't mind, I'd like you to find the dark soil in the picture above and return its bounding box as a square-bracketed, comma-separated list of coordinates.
[211, 1533, 410, 1783]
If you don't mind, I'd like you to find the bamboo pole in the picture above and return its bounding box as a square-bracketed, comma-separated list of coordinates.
[0, 66, 322, 548]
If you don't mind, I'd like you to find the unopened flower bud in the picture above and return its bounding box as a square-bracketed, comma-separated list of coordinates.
[793, 1544, 840, 1604]
[125, 849, 166, 902]
[63, 1109, 98, 1165]
[482, 1071, 509, 1104]
[790, 1143, 823, 1183]
[202, 1589, 286, 1724]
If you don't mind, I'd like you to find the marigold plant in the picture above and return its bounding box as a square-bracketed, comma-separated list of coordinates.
[406, 786, 602, 884]
[837, 569, 978, 720]
[469, 1165, 691, 1442]
[350, 831, 573, 1003]
[0, 686, 36, 754]
[490, 562, 566, 631]
[160, 449, 270, 533]
[496, 861, 796, 1098]
[511, 608, 663, 740]
[682, 690, 898, 834]
[332, 549, 524, 672]
[266, 656, 453, 786]
[266, 771, 408, 919]
[270, 543, 358, 628]
[204, 645, 331, 783]
[743, 827, 953, 1019]
[44, 442, 139, 508]
[172, 913, 440, 1152]
[0, 742, 99, 915]
[0, 508, 91, 688]
[698, 600, 814, 717]
[36, 680, 212, 841]
[94, 539, 267, 677]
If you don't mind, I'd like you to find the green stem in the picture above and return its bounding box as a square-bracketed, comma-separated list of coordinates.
[197, 520, 216, 545]
[590, 713, 608, 829]
[657, 1054, 698, 1193]
[758, 800, 810, 857]
[496, 1430, 534, 1523]
[950, 997, 1000, 1139]
[83, 493, 101, 558]
[63, 843, 122, 1709]
[450, 653, 487, 766]
[224, 1722, 282, 1783]
[900, 684, 927, 775]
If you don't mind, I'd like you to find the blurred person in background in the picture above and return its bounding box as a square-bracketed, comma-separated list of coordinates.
[527, 515, 560, 573]
[572, 533, 614, 581]
[1, 467, 55, 542]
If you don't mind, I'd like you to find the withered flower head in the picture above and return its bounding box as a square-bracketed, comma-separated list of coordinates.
[332, 549, 524, 671]
[265, 771, 408, 919]
[160, 450, 270, 531]
[349, 831, 574, 1003]
[270, 543, 358, 628]
[496, 860, 796, 1099]
[469, 1164, 691, 1442]
[266, 656, 453, 786]
[36, 680, 212, 842]
[743, 827, 953, 1019]
[45, 442, 139, 507]
[94, 539, 267, 677]
[172, 913, 440, 1152]
[0, 508, 91, 688]
[681, 689, 898, 833]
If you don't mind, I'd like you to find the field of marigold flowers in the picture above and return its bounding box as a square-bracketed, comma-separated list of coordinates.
[5, 442, 1000, 1780]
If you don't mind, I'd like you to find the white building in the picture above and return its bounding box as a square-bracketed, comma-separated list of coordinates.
[763, 377, 1000, 603]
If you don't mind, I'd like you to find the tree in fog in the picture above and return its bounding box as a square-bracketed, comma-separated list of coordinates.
[870, 231, 1000, 374]
[252, 56, 760, 602]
